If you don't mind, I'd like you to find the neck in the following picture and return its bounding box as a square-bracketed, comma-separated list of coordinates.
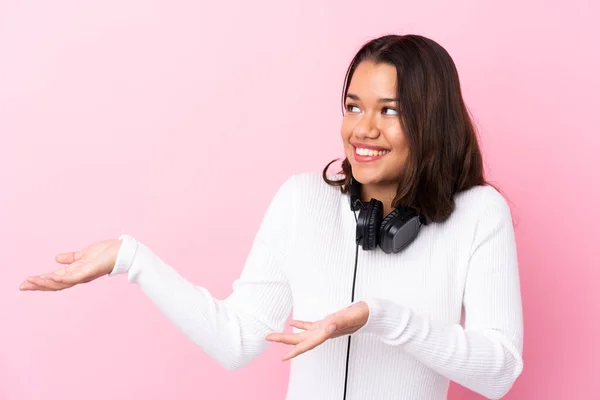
[361, 183, 397, 216]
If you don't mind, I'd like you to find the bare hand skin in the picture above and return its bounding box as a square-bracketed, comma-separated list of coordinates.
[265, 301, 370, 361]
[19, 239, 122, 291]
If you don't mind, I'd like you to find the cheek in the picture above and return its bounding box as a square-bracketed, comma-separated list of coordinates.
[384, 125, 408, 153]
[383, 127, 409, 171]
[340, 119, 353, 141]
[340, 120, 355, 159]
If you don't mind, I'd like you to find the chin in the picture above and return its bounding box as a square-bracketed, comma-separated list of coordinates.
[346, 149, 405, 185]
[348, 159, 402, 187]
[349, 165, 386, 185]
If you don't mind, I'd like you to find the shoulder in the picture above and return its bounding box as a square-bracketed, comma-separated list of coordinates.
[286, 171, 342, 187]
[455, 184, 512, 218]
[455, 184, 511, 213]
[279, 171, 344, 200]
[267, 171, 346, 220]
[452, 184, 515, 240]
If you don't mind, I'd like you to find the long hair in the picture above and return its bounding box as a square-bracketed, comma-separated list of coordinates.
[323, 34, 487, 223]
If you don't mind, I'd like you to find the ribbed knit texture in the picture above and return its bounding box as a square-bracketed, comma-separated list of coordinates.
[111, 172, 523, 400]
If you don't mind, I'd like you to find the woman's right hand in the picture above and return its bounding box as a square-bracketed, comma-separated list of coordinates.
[19, 239, 122, 291]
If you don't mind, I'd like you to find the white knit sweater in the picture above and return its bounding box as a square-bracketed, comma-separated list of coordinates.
[111, 172, 524, 400]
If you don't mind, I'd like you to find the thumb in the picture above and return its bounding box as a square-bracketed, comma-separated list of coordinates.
[55, 251, 83, 264]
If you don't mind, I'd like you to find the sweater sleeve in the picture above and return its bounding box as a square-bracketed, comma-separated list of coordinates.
[356, 188, 524, 399]
[109, 176, 298, 370]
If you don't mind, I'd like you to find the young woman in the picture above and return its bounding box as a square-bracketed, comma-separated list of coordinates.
[20, 34, 524, 400]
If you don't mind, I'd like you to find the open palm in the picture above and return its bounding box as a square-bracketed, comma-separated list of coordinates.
[265, 301, 370, 361]
[19, 239, 121, 291]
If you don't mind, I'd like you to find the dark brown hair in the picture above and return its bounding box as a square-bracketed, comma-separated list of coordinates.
[323, 34, 488, 223]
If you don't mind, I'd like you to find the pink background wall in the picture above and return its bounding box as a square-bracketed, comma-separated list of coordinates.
[2, 1, 599, 399]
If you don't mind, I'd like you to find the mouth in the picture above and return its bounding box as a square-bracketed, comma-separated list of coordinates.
[352, 144, 391, 162]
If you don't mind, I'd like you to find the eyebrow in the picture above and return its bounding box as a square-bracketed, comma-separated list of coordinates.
[346, 93, 398, 103]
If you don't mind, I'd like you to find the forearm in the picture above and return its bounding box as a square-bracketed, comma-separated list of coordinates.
[359, 297, 523, 399]
[112, 235, 291, 370]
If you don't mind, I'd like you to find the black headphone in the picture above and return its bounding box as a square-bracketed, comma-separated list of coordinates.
[349, 177, 427, 254]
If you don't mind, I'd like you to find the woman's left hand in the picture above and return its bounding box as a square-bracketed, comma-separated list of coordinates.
[265, 301, 370, 361]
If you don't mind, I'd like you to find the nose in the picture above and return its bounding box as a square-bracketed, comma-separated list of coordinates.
[353, 112, 379, 139]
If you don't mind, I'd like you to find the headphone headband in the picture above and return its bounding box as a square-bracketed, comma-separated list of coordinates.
[349, 177, 364, 211]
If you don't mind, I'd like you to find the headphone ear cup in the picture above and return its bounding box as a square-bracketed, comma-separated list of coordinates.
[378, 208, 400, 252]
[355, 206, 367, 248]
[379, 206, 422, 254]
[364, 200, 383, 250]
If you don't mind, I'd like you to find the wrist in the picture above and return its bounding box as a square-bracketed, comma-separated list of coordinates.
[354, 297, 410, 339]
[109, 235, 137, 276]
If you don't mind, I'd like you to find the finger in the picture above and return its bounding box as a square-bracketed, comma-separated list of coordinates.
[281, 323, 337, 361]
[19, 280, 41, 291]
[55, 251, 83, 265]
[46, 272, 84, 285]
[281, 334, 328, 361]
[289, 320, 315, 330]
[265, 332, 303, 345]
[36, 275, 74, 290]
[20, 276, 72, 291]
[265, 331, 307, 345]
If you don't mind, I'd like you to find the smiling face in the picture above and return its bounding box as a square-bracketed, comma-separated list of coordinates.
[325, 34, 487, 223]
[341, 60, 409, 194]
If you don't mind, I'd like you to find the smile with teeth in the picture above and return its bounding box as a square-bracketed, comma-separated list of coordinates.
[355, 147, 391, 157]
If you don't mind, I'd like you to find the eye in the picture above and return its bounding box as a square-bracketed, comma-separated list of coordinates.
[345, 104, 361, 113]
[382, 107, 398, 116]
